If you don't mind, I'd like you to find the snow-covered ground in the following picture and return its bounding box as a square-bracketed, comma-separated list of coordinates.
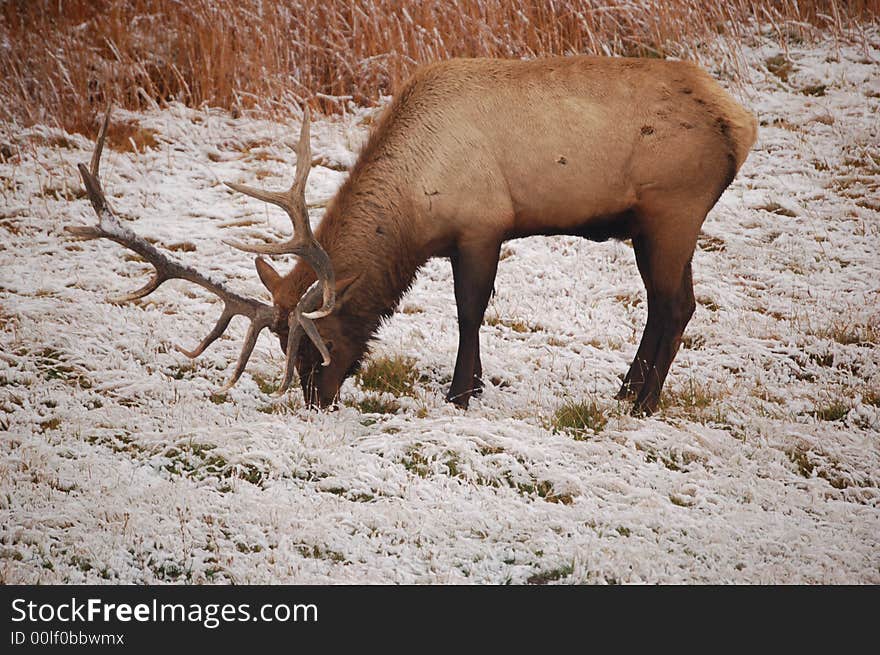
[1, 34, 878, 584]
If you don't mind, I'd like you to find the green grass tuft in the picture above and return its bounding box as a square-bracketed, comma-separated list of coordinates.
[39, 417, 62, 431]
[34, 347, 91, 389]
[788, 447, 814, 478]
[297, 545, 346, 563]
[357, 356, 420, 397]
[485, 314, 540, 333]
[552, 399, 607, 438]
[801, 83, 827, 96]
[815, 317, 879, 346]
[660, 379, 728, 424]
[765, 54, 793, 81]
[755, 201, 798, 217]
[527, 563, 574, 585]
[348, 394, 401, 415]
[811, 400, 850, 422]
[252, 374, 279, 395]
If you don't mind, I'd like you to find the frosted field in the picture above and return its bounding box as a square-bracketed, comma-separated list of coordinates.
[1, 35, 878, 583]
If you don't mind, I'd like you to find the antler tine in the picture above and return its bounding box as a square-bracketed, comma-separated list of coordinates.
[107, 272, 164, 304]
[274, 281, 332, 397]
[90, 107, 111, 183]
[68, 107, 277, 392]
[216, 310, 276, 393]
[224, 106, 337, 320]
[174, 307, 234, 359]
[292, 106, 313, 198]
[224, 107, 314, 239]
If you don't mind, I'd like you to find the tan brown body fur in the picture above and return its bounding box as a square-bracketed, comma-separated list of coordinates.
[269, 55, 757, 412]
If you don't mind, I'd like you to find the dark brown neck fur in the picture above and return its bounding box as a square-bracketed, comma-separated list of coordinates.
[281, 165, 427, 347]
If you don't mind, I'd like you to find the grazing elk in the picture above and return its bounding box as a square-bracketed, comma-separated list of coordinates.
[71, 56, 756, 415]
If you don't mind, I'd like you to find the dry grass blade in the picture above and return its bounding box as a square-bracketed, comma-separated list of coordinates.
[2, 1, 876, 134]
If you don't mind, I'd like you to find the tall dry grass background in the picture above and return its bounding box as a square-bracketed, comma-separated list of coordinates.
[1, 0, 878, 133]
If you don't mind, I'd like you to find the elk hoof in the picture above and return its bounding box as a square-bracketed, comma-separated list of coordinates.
[615, 386, 635, 401]
[445, 389, 471, 410]
[630, 405, 652, 417]
[471, 376, 485, 397]
[631, 395, 659, 417]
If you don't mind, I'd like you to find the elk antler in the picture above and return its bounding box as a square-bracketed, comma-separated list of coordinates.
[68, 107, 277, 392]
[224, 107, 336, 321]
[274, 280, 331, 396]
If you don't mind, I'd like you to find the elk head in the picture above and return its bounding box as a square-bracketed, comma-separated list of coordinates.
[69, 106, 339, 402]
[254, 261, 367, 407]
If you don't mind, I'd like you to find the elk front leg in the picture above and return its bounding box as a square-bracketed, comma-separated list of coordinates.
[447, 240, 500, 409]
[472, 342, 484, 396]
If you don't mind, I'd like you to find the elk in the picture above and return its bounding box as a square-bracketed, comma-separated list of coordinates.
[71, 56, 756, 415]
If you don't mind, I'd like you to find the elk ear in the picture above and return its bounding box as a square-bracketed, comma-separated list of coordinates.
[255, 257, 282, 296]
[334, 274, 362, 307]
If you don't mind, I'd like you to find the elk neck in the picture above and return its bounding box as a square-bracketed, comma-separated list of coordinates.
[281, 162, 427, 334]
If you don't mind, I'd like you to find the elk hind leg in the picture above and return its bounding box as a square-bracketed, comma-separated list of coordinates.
[631, 255, 696, 416]
[617, 235, 663, 401]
